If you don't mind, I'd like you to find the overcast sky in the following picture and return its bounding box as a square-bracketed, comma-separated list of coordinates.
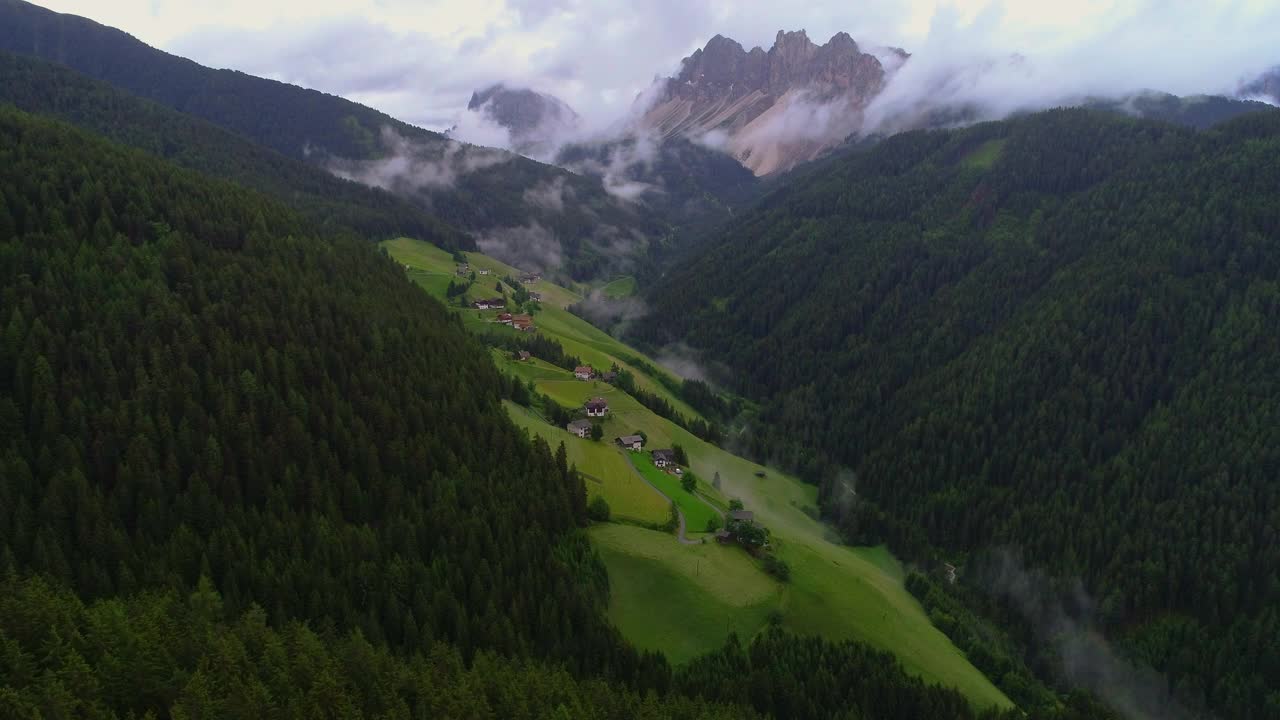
[31, 0, 1280, 131]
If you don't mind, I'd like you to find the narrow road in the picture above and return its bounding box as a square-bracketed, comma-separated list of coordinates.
[619, 451, 700, 545]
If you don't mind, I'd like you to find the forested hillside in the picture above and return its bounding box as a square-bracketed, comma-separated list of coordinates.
[0, 0, 671, 280]
[638, 108, 1280, 719]
[0, 104, 670, 686]
[0, 51, 469, 248]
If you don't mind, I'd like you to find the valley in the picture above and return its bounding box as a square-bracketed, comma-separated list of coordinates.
[384, 236, 1013, 709]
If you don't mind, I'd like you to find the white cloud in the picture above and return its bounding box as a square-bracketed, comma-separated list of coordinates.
[28, 0, 1280, 136]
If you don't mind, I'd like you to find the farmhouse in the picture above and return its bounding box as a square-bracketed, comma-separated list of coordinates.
[567, 419, 593, 438]
[456, 264, 470, 276]
[616, 435, 644, 451]
[512, 315, 536, 332]
[574, 365, 594, 380]
[478, 268, 490, 275]
[728, 510, 755, 524]
[496, 312, 513, 325]
[518, 351, 532, 362]
[520, 273, 541, 284]
[651, 449, 676, 468]
[528, 291, 543, 302]
[585, 397, 609, 417]
[472, 298, 505, 310]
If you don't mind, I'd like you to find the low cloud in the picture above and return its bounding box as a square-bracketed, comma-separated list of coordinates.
[977, 550, 1199, 720]
[328, 127, 513, 192]
[522, 176, 573, 212]
[655, 342, 711, 382]
[475, 222, 563, 272]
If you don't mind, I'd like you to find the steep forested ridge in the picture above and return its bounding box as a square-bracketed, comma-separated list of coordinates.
[0, 105, 670, 688]
[639, 109, 1280, 718]
[0, 51, 469, 248]
[0, 0, 670, 280]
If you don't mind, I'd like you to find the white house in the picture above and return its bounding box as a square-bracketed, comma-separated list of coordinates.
[567, 419, 593, 438]
[585, 397, 609, 418]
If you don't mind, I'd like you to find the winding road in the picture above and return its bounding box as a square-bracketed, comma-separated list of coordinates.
[619, 451, 722, 545]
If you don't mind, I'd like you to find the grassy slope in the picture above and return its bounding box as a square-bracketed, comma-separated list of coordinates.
[602, 276, 637, 298]
[590, 523, 780, 665]
[503, 398, 670, 526]
[383, 238, 703, 422]
[385, 237, 1011, 710]
[630, 452, 720, 536]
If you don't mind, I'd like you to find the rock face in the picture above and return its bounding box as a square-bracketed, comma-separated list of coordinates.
[467, 84, 580, 156]
[641, 30, 898, 175]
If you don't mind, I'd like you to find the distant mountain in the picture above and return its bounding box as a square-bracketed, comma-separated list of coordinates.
[466, 83, 580, 156]
[640, 30, 897, 176]
[0, 0, 667, 281]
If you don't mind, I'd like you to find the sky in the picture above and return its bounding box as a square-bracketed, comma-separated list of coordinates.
[31, 0, 1280, 133]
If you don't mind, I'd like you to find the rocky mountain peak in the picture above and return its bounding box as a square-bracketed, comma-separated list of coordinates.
[464, 83, 579, 156]
[641, 29, 891, 175]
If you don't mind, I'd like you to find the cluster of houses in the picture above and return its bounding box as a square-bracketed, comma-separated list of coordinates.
[495, 312, 536, 332]
[572, 365, 619, 383]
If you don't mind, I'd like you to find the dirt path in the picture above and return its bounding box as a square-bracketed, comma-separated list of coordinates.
[620, 451, 700, 545]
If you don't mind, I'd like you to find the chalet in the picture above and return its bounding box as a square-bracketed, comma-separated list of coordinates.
[728, 510, 755, 524]
[528, 291, 543, 302]
[456, 263, 470, 276]
[616, 435, 644, 451]
[585, 397, 609, 418]
[567, 419, 593, 438]
[472, 298, 506, 310]
[478, 268, 490, 275]
[520, 273, 541, 284]
[574, 365, 594, 381]
[496, 312, 513, 325]
[651, 449, 676, 468]
[518, 351, 532, 362]
[512, 314, 536, 333]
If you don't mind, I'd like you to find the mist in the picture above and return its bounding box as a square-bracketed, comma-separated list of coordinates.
[328, 127, 512, 193]
[976, 550, 1202, 720]
[475, 222, 563, 273]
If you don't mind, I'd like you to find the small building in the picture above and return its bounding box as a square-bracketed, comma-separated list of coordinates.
[652, 449, 676, 468]
[512, 314, 535, 333]
[601, 371, 618, 383]
[585, 397, 609, 418]
[616, 435, 644, 451]
[520, 273, 541, 284]
[728, 510, 755, 524]
[496, 312, 513, 325]
[478, 268, 490, 275]
[567, 419, 593, 438]
[473, 298, 505, 310]
[456, 264, 470, 276]
[517, 351, 532, 362]
[574, 365, 594, 381]
[528, 291, 543, 302]
[715, 530, 733, 544]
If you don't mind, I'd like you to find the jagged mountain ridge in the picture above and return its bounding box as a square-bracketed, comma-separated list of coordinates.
[640, 30, 900, 176]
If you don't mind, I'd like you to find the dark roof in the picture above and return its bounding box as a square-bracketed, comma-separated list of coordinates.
[585, 398, 608, 410]
[729, 510, 754, 522]
[652, 449, 676, 462]
[616, 434, 644, 445]
[567, 419, 592, 431]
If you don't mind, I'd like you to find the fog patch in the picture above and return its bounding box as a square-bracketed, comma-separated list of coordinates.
[655, 342, 711, 382]
[976, 550, 1199, 720]
[328, 127, 513, 192]
[522, 176, 573, 212]
[475, 222, 562, 273]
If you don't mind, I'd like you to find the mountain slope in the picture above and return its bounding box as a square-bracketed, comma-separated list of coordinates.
[636, 108, 1280, 719]
[0, 50, 468, 247]
[466, 83, 580, 156]
[0, 0, 665, 280]
[0, 104, 671, 686]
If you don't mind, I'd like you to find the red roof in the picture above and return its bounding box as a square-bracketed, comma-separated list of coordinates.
[575, 365, 593, 374]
